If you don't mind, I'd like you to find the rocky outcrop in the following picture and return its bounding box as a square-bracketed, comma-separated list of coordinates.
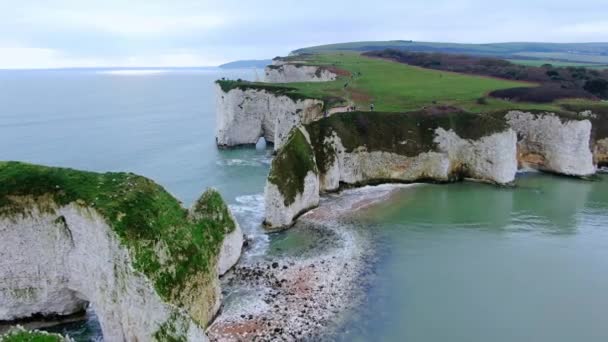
[215, 83, 324, 150]
[264, 111, 518, 229]
[595, 138, 608, 166]
[505, 111, 596, 176]
[264, 64, 337, 83]
[0, 162, 243, 342]
[264, 128, 320, 229]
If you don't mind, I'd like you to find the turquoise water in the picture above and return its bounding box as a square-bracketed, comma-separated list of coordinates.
[1, 69, 608, 341]
[337, 174, 608, 342]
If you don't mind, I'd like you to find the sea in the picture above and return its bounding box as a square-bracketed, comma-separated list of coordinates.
[1, 67, 607, 341]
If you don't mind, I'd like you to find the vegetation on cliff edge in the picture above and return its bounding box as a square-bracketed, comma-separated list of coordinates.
[306, 109, 508, 173]
[268, 129, 318, 206]
[0, 161, 235, 310]
[0, 328, 65, 342]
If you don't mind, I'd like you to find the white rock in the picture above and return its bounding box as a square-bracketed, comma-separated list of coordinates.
[506, 111, 595, 176]
[264, 64, 337, 83]
[215, 84, 324, 150]
[0, 200, 240, 341]
[217, 215, 243, 276]
[434, 128, 518, 184]
[264, 172, 320, 229]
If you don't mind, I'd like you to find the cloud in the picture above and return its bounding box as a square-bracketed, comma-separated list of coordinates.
[0, 46, 221, 69]
[23, 9, 227, 36]
[559, 21, 608, 36]
[1, 0, 607, 69]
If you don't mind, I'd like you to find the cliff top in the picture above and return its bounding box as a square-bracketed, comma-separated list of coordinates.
[0, 161, 235, 303]
[306, 109, 509, 173]
[220, 52, 608, 114]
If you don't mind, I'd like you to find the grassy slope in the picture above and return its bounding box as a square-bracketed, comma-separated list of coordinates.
[293, 41, 608, 64]
[0, 161, 235, 305]
[264, 52, 581, 113]
[223, 52, 606, 115]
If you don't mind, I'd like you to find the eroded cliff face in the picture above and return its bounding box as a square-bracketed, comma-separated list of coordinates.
[264, 128, 320, 229]
[215, 84, 324, 150]
[505, 111, 596, 176]
[264, 111, 518, 229]
[0, 163, 243, 342]
[595, 138, 608, 166]
[0, 203, 209, 341]
[264, 64, 337, 83]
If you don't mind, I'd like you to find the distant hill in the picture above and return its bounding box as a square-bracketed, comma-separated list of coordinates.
[293, 41, 608, 65]
[219, 59, 272, 69]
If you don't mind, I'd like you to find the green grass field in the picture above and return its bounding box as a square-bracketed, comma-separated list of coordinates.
[219, 52, 607, 114]
[293, 41, 608, 64]
[268, 52, 580, 113]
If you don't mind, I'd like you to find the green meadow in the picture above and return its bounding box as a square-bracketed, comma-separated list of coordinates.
[219, 52, 607, 114]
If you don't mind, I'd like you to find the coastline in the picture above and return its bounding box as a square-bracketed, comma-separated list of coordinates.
[207, 184, 411, 341]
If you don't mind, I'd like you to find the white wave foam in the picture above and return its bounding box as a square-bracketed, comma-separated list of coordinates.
[230, 194, 268, 259]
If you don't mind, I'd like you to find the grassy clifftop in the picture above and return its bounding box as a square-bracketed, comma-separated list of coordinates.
[0, 161, 235, 304]
[306, 109, 508, 173]
[268, 129, 318, 206]
[220, 52, 591, 114]
[292, 41, 608, 65]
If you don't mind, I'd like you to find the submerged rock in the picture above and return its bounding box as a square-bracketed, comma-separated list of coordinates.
[0, 162, 243, 341]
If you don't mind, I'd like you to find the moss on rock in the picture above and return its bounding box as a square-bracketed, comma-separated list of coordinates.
[0, 327, 66, 342]
[268, 129, 318, 206]
[0, 162, 234, 306]
[306, 110, 508, 173]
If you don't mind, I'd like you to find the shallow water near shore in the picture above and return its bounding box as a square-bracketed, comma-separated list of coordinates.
[334, 173, 608, 342]
[1, 69, 608, 341]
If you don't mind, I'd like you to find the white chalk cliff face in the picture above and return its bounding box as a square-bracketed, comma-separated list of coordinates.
[264, 64, 337, 83]
[264, 125, 518, 229]
[319, 128, 517, 192]
[0, 198, 242, 341]
[264, 172, 320, 229]
[215, 84, 324, 150]
[505, 111, 596, 176]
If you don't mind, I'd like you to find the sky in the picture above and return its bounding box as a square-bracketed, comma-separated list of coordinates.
[0, 0, 607, 69]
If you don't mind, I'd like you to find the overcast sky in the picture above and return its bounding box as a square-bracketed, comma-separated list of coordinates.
[1, 0, 607, 69]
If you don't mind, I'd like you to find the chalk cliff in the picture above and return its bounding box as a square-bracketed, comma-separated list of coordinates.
[215, 83, 324, 150]
[505, 111, 596, 176]
[0, 162, 242, 341]
[264, 128, 320, 228]
[264, 111, 518, 228]
[264, 64, 337, 83]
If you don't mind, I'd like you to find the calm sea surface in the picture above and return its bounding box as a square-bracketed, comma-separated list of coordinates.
[1, 68, 607, 341]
